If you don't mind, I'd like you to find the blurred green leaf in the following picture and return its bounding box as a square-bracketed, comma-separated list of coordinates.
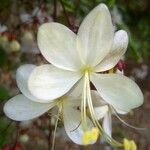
[0, 47, 7, 67]
[0, 0, 11, 11]
[0, 86, 9, 101]
[0, 118, 14, 147]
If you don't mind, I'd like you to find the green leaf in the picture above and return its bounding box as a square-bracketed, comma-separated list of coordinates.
[0, 47, 7, 67]
[0, 86, 9, 101]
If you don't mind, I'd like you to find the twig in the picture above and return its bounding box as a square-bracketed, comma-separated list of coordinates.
[53, 0, 57, 21]
[51, 115, 59, 150]
[12, 122, 20, 149]
[48, 116, 53, 150]
[0, 121, 13, 135]
[58, 0, 72, 28]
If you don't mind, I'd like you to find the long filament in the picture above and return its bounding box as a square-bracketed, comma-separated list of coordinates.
[112, 107, 146, 131]
[86, 72, 123, 147]
[81, 72, 88, 130]
[51, 106, 62, 150]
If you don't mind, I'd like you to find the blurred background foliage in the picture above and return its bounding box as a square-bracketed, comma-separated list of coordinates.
[0, 0, 149, 149]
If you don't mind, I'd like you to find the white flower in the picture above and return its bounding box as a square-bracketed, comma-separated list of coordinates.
[4, 65, 96, 145]
[25, 3, 143, 145]
[4, 3, 144, 146]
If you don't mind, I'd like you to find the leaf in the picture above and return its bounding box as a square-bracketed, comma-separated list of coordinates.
[0, 47, 7, 67]
[0, 86, 9, 101]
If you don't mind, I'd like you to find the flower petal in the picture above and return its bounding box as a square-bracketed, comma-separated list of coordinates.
[4, 94, 54, 121]
[38, 23, 82, 71]
[67, 78, 84, 98]
[28, 64, 82, 102]
[94, 106, 109, 120]
[77, 3, 113, 66]
[16, 64, 41, 101]
[91, 73, 144, 111]
[102, 112, 112, 137]
[91, 90, 107, 106]
[113, 107, 129, 115]
[63, 98, 96, 145]
[95, 30, 128, 72]
[91, 90, 108, 120]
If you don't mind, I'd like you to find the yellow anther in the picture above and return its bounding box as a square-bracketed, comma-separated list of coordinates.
[82, 131, 91, 145]
[82, 128, 99, 145]
[130, 141, 137, 150]
[124, 139, 130, 150]
[108, 68, 114, 74]
[91, 127, 99, 141]
[123, 138, 137, 150]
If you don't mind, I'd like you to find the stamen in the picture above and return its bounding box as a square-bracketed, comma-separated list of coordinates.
[91, 127, 99, 141]
[51, 105, 62, 150]
[123, 138, 137, 150]
[112, 107, 146, 131]
[82, 131, 91, 145]
[130, 141, 137, 150]
[82, 127, 99, 145]
[81, 71, 88, 131]
[81, 69, 123, 147]
[86, 72, 123, 147]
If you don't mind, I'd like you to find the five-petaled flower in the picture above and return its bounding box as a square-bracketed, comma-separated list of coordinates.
[4, 3, 143, 148]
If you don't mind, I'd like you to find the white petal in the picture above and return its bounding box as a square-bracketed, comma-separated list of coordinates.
[91, 73, 144, 111]
[77, 3, 113, 66]
[94, 106, 109, 120]
[102, 112, 112, 137]
[4, 94, 54, 121]
[91, 90, 108, 120]
[63, 98, 95, 145]
[95, 30, 128, 72]
[38, 23, 82, 71]
[67, 78, 84, 98]
[113, 107, 129, 115]
[91, 90, 107, 106]
[16, 64, 41, 101]
[28, 64, 82, 102]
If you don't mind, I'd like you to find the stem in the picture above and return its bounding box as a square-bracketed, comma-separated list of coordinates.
[51, 115, 59, 150]
[1, 121, 12, 135]
[53, 0, 57, 21]
[75, 0, 80, 17]
[48, 116, 53, 150]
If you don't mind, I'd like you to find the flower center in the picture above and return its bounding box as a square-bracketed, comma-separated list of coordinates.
[80, 66, 93, 74]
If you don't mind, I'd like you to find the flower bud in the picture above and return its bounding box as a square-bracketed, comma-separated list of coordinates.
[9, 40, 20, 52]
[22, 31, 34, 43]
[0, 35, 8, 49]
